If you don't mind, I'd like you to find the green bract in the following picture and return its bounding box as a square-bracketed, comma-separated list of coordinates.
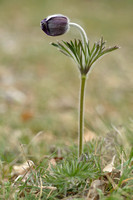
[52, 37, 119, 75]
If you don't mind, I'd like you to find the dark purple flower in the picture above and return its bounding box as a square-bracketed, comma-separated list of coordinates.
[40, 14, 69, 36]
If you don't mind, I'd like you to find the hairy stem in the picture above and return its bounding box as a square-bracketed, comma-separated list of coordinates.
[78, 75, 87, 158]
[69, 22, 88, 45]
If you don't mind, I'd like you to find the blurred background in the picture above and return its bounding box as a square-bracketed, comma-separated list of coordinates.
[0, 0, 133, 162]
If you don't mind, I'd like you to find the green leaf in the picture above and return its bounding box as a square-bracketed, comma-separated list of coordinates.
[63, 41, 80, 63]
[51, 42, 71, 57]
[101, 46, 119, 56]
[90, 42, 96, 55]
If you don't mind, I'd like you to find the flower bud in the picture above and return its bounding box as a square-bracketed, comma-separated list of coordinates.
[40, 14, 69, 36]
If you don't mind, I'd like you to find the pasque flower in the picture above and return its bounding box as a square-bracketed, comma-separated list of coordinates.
[40, 14, 69, 36]
[40, 14, 119, 158]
